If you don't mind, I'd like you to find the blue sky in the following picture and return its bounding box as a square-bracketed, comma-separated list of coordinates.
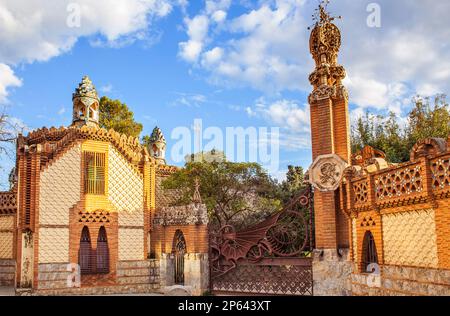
[1, 0, 450, 189]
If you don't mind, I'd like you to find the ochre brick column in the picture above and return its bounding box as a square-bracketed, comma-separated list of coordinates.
[314, 192, 338, 249]
[332, 98, 351, 162]
[308, 26, 350, 251]
[310, 98, 334, 158]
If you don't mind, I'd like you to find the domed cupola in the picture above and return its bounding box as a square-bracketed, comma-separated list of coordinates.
[72, 76, 100, 127]
[148, 126, 166, 164]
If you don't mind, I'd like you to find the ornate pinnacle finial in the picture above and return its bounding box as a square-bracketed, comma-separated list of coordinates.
[72, 75, 100, 127]
[192, 177, 202, 204]
[150, 126, 166, 143]
[73, 75, 99, 101]
[308, 0, 342, 30]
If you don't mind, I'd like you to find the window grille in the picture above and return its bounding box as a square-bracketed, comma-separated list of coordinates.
[79, 226, 94, 275]
[96, 227, 110, 274]
[84, 152, 106, 195]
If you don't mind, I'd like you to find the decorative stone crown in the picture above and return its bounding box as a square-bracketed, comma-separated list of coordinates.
[308, 1, 348, 103]
[309, 2, 342, 67]
[153, 204, 208, 226]
[150, 126, 166, 144]
[72, 76, 99, 102]
[72, 76, 100, 127]
[148, 126, 166, 164]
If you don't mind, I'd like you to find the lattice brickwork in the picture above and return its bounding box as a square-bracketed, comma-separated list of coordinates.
[353, 180, 369, 205]
[118, 228, 144, 261]
[375, 165, 423, 201]
[108, 146, 144, 227]
[431, 157, 450, 190]
[39, 144, 81, 226]
[0, 232, 13, 259]
[352, 218, 357, 263]
[0, 215, 14, 230]
[382, 209, 438, 268]
[0, 192, 17, 213]
[38, 228, 69, 263]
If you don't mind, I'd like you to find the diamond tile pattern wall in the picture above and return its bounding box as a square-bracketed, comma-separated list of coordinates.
[0, 215, 14, 230]
[39, 144, 81, 226]
[352, 218, 357, 263]
[108, 146, 144, 227]
[383, 209, 439, 268]
[119, 228, 144, 261]
[0, 232, 13, 259]
[38, 228, 69, 263]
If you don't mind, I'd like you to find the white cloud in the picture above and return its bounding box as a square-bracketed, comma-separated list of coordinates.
[178, 0, 232, 63]
[0, 63, 22, 104]
[58, 107, 66, 115]
[212, 10, 227, 23]
[100, 84, 113, 94]
[246, 97, 311, 150]
[201, 47, 224, 66]
[179, 15, 210, 62]
[0, 0, 173, 65]
[178, 0, 450, 114]
[172, 93, 207, 107]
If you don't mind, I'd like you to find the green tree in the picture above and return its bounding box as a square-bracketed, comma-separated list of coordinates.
[162, 158, 282, 228]
[99, 96, 143, 138]
[278, 166, 307, 202]
[351, 95, 450, 163]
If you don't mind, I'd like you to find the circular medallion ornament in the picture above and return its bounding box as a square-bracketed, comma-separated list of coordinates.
[308, 154, 348, 192]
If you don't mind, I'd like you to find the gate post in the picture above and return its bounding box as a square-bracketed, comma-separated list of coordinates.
[307, 4, 353, 296]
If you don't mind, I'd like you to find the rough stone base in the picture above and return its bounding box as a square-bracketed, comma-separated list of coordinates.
[352, 264, 450, 296]
[28, 284, 162, 296]
[31, 260, 161, 294]
[312, 249, 353, 296]
[184, 253, 209, 296]
[117, 260, 160, 287]
[159, 253, 209, 296]
[0, 259, 15, 286]
[37, 263, 71, 290]
[159, 253, 175, 287]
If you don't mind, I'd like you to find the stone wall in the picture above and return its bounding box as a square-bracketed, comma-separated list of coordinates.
[184, 253, 209, 296]
[116, 260, 160, 287]
[352, 265, 450, 296]
[312, 249, 353, 296]
[0, 259, 15, 286]
[33, 260, 161, 295]
[37, 263, 71, 290]
[159, 253, 175, 287]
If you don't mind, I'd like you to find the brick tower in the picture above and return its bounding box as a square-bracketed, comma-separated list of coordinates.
[307, 3, 352, 295]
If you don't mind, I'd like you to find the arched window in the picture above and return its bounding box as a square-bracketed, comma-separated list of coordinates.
[173, 230, 187, 285]
[362, 231, 378, 272]
[79, 227, 93, 275]
[96, 227, 110, 274]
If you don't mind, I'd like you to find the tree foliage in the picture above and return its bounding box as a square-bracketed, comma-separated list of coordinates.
[0, 110, 17, 156]
[351, 95, 450, 163]
[278, 165, 307, 202]
[99, 96, 143, 138]
[162, 159, 282, 228]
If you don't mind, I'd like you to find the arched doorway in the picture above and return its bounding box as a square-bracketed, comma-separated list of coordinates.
[362, 231, 378, 272]
[173, 230, 187, 285]
[96, 227, 110, 274]
[79, 227, 93, 275]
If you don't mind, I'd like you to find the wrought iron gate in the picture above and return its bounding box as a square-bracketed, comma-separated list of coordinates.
[210, 187, 314, 296]
[174, 230, 187, 285]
